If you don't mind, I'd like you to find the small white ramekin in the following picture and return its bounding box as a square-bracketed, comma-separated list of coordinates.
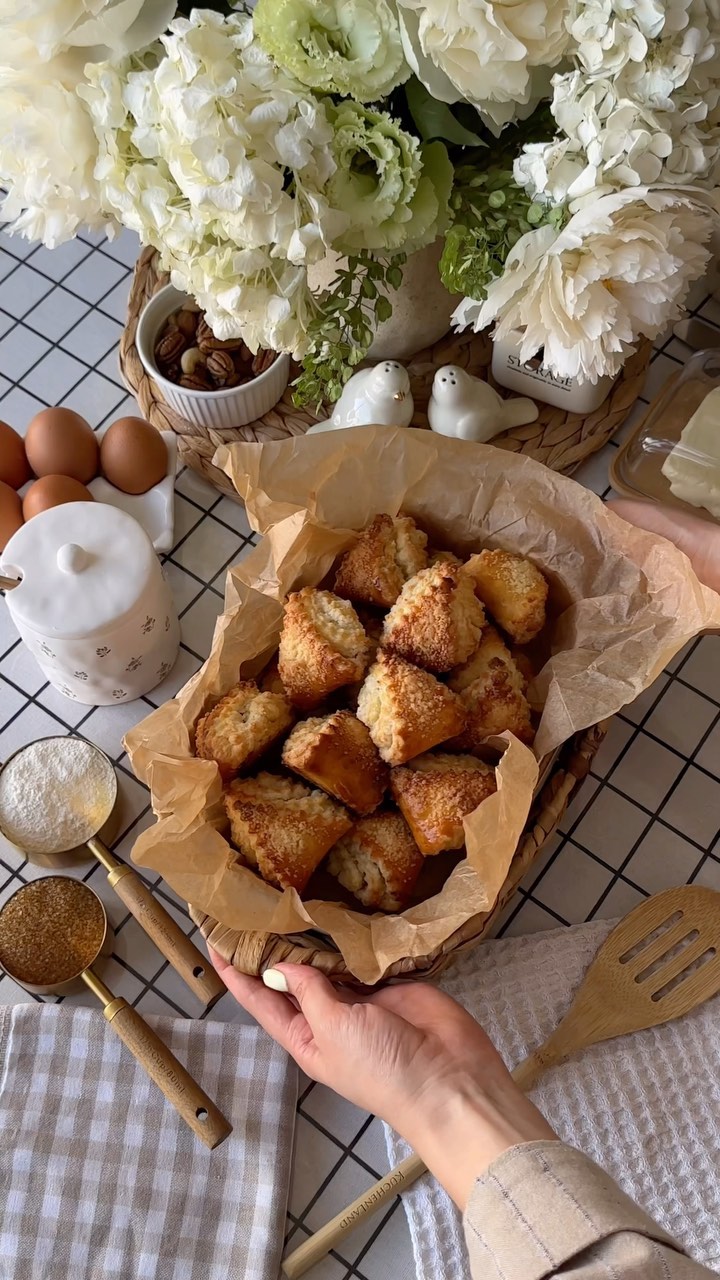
[136, 283, 290, 430]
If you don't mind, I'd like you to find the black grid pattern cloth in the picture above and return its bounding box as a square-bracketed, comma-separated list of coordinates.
[0, 1003, 297, 1280]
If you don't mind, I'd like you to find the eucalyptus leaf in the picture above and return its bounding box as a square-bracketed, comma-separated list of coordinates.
[405, 77, 485, 148]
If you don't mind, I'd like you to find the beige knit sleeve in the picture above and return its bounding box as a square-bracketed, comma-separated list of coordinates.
[463, 1141, 715, 1279]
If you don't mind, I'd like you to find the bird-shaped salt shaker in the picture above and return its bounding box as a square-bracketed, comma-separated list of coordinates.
[305, 362, 414, 434]
[429, 365, 538, 442]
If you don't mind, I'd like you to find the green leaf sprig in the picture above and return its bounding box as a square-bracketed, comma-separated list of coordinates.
[440, 166, 566, 302]
[294, 252, 405, 410]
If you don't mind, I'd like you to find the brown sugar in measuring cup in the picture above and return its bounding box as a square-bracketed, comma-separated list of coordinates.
[0, 876, 232, 1149]
[0, 737, 224, 1006]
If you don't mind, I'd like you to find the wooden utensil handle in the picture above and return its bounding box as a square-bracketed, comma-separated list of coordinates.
[103, 860, 225, 1005]
[104, 997, 232, 1149]
[282, 1153, 426, 1279]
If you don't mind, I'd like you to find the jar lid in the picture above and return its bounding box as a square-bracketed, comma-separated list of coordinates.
[1, 502, 158, 640]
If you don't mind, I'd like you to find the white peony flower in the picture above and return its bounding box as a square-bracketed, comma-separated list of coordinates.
[0, 0, 176, 66]
[454, 187, 716, 381]
[396, 0, 570, 132]
[0, 56, 110, 246]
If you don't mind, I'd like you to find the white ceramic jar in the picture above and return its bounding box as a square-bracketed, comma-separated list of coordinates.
[1, 502, 180, 705]
[136, 284, 290, 431]
[491, 331, 619, 413]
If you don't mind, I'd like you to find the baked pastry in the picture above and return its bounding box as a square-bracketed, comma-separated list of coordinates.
[282, 710, 388, 814]
[381, 562, 485, 672]
[463, 549, 548, 644]
[390, 752, 497, 855]
[224, 772, 352, 893]
[258, 657, 287, 698]
[428, 549, 462, 568]
[356, 650, 466, 765]
[195, 681, 293, 781]
[334, 513, 428, 608]
[448, 626, 534, 748]
[327, 811, 424, 911]
[278, 587, 369, 710]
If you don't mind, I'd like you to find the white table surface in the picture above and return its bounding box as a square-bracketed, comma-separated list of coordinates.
[0, 224, 718, 1280]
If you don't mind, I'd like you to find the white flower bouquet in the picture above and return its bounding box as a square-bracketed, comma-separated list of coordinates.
[1, 0, 718, 400]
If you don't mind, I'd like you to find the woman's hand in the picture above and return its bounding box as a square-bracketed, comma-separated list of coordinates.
[608, 498, 720, 595]
[211, 952, 556, 1208]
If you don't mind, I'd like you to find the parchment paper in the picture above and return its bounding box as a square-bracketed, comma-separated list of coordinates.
[125, 427, 720, 984]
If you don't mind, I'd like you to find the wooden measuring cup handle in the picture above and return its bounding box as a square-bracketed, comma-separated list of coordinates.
[90, 843, 225, 1005]
[103, 996, 232, 1149]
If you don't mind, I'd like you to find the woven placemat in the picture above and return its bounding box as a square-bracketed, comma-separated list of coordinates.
[191, 722, 607, 986]
[120, 247, 652, 501]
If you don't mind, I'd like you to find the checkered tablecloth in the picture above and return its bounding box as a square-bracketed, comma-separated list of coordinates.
[0, 1002, 297, 1280]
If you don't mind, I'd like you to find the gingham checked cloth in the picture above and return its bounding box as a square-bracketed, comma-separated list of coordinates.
[385, 921, 720, 1278]
[0, 1003, 297, 1280]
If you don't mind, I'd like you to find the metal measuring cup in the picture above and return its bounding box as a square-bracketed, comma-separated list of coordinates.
[0, 737, 224, 1006]
[0, 876, 231, 1149]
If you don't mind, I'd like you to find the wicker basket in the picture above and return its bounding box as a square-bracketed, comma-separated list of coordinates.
[191, 721, 606, 985]
[121, 247, 652, 501]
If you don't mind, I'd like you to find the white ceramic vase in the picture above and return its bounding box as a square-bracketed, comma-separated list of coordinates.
[307, 239, 459, 361]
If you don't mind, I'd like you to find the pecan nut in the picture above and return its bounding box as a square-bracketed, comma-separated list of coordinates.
[197, 315, 245, 352]
[155, 326, 186, 366]
[252, 348, 277, 376]
[176, 308, 199, 338]
[180, 371, 212, 391]
[206, 349, 236, 386]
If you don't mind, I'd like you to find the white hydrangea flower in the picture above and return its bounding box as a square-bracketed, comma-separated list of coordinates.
[396, 0, 570, 132]
[453, 186, 715, 382]
[565, 0, 663, 78]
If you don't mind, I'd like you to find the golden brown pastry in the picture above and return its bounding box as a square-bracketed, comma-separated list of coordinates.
[427, 549, 462, 568]
[448, 626, 534, 749]
[282, 710, 388, 815]
[278, 587, 369, 710]
[462, 549, 548, 643]
[258, 657, 287, 698]
[381, 561, 485, 672]
[390, 752, 497, 855]
[356, 649, 466, 765]
[333, 513, 428, 608]
[224, 772, 352, 893]
[327, 811, 424, 911]
[195, 681, 293, 781]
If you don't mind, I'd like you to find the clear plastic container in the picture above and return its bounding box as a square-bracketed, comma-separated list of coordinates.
[610, 348, 720, 524]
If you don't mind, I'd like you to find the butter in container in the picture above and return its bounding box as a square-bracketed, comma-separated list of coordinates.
[611, 349, 720, 523]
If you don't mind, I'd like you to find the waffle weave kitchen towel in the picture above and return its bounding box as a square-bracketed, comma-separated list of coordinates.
[385, 921, 720, 1277]
[0, 1004, 297, 1280]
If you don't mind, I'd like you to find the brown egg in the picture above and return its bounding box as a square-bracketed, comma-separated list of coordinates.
[100, 416, 168, 495]
[25, 408, 99, 484]
[0, 480, 23, 550]
[0, 420, 31, 490]
[23, 475, 94, 520]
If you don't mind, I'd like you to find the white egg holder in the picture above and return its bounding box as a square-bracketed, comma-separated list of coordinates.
[18, 427, 177, 554]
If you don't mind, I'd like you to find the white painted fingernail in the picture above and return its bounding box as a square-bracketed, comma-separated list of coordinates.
[263, 968, 289, 992]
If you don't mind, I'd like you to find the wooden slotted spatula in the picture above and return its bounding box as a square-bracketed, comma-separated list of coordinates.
[282, 885, 720, 1279]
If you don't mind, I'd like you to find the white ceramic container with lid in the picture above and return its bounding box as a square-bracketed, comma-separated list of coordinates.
[0, 502, 179, 704]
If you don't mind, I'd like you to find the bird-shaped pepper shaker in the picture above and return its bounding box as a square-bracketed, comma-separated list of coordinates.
[305, 361, 414, 434]
[429, 365, 538, 442]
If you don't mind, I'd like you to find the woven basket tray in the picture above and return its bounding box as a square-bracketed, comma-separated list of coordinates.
[121, 247, 651, 501]
[191, 721, 606, 986]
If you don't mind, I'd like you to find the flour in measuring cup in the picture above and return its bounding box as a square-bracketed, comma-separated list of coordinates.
[0, 738, 114, 854]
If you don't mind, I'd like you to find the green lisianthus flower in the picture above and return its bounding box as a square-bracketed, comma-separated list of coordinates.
[326, 101, 452, 254]
[254, 0, 409, 102]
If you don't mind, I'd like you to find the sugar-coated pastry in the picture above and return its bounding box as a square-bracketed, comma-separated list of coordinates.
[282, 710, 388, 815]
[356, 649, 466, 765]
[381, 561, 485, 672]
[463, 549, 548, 644]
[427, 548, 462, 568]
[327, 810, 424, 911]
[224, 772, 352, 893]
[334, 513, 428, 608]
[448, 626, 534, 748]
[278, 587, 369, 710]
[390, 752, 497, 855]
[195, 681, 293, 781]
